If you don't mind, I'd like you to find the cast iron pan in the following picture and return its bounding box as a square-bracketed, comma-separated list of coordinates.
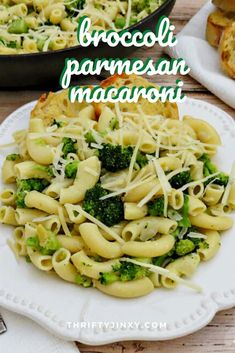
[0, 0, 176, 88]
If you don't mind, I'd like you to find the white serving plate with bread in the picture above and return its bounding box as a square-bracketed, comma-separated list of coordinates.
[0, 94, 235, 344]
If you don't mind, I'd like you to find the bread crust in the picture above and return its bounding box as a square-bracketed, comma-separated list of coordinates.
[219, 24, 235, 79]
[31, 90, 94, 126]
[206, 9, 235, 47]
[31, 74, 179, 124]
[99, 74, 179, 120]
[213, 0, 235, 12]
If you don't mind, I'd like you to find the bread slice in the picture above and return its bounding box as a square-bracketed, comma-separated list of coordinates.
[212, 0, 235, 12]
[31, 90, 91, 126]
[97, 74, 179, 120]
[219, 23, 235, 79]
[206, 9, 235, 47]
[31, 74, 179, 126]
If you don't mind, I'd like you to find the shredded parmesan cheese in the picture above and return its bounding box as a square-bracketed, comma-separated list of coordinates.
[114, 102, 123, 128]
[90, 142, 103, 149]
[125, 0, 132, 28]
[84, 167, 99, 177]
[67, 204, 125, 244]
[58, 206, 71, 237]
[179, 172, 220, 192]
[187, 232, 208, 239]
[120, 258, 202, 292]
[222, 162, 235, 205]
[126, 131, 142, 185]
[152, 158, 171, 217]
[99, 175, 156, 200]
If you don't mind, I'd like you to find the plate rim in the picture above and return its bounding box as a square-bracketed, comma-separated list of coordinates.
[0, 97, 235, 345]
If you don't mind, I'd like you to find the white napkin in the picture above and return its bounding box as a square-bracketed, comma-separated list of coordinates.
[0, 307, 79, 353]
[166, 1, 235, 109]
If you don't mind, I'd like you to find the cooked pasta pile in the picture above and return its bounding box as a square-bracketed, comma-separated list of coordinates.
[0, 0, 166, 54]
[0, 76, 235, 298]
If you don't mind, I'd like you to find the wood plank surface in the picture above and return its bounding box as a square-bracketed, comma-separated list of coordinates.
[0, 0, 234, 352]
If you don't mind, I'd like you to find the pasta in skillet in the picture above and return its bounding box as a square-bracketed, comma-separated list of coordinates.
[0, 74, 234, 298]
[0, 0, 166, 54]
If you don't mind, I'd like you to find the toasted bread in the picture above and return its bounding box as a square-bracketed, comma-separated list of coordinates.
[31, 90, 91, 126]
[31, 74, 179, 125]
[206, 9, 235, 47]
[97, 74, 179, 120]
[212, 0, 235, 13]
[219, 23, 235, 79]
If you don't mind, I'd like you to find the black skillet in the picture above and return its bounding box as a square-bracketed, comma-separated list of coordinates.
[0, 0, 176, 88]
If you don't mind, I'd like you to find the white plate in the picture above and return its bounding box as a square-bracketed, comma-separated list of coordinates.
[0, 98, 235, 345]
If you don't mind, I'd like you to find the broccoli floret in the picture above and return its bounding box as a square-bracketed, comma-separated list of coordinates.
[8, 18, 28, 34]
[6, 153, 21, 161]
[115, 16, 126, 29]
[199, 241, 210, 250]
[62, 137, 77, 158]
[169, 170, 192, 189]
[51, 119, 65, 128]
[98, 144, 148, 172]
[99, 272, 120, 285]
[16, 191, 27, 208]
[213, 173, 229, 187]
[33, 164, 55, 178]
[132, 0, 149, 12]
[175, 239, 195, 256]
[178, 194, 191, 228]
[44, 233, 61, 254]
[75, 274, 93, 288]
[83, 184, 124, 226]
[25, 255, 31, 263]
[119, 262, 150, 281]
[189, 236, 209, 249]
[16, 178, 50, 208]
[98, 144, 133, 172]
[0, 37, 18, 48]
[152, 247, 175, 266]
[90, 254, 103, 262]
[199, 153, 217, 176]
[172, 227, 180, 238]
[65, 0, 85, 11]
[26, 233, 60, 255]
[109, 117, 119, 130]
[136, 151, 148, 168]
[17, 179, 49, 192]
[184, 227, 208, 249]
[8, 40, 18, 48]
[147, 196, 164, 216]
[65, 161, 79, 179]
[84, 131, 96, 145]
[199, 154, 229, 186]
[99, 261, 149, 285]
[152, 255, 167, 267]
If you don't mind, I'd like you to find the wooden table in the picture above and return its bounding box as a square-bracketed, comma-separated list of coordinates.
[0, 0, 235, 351]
